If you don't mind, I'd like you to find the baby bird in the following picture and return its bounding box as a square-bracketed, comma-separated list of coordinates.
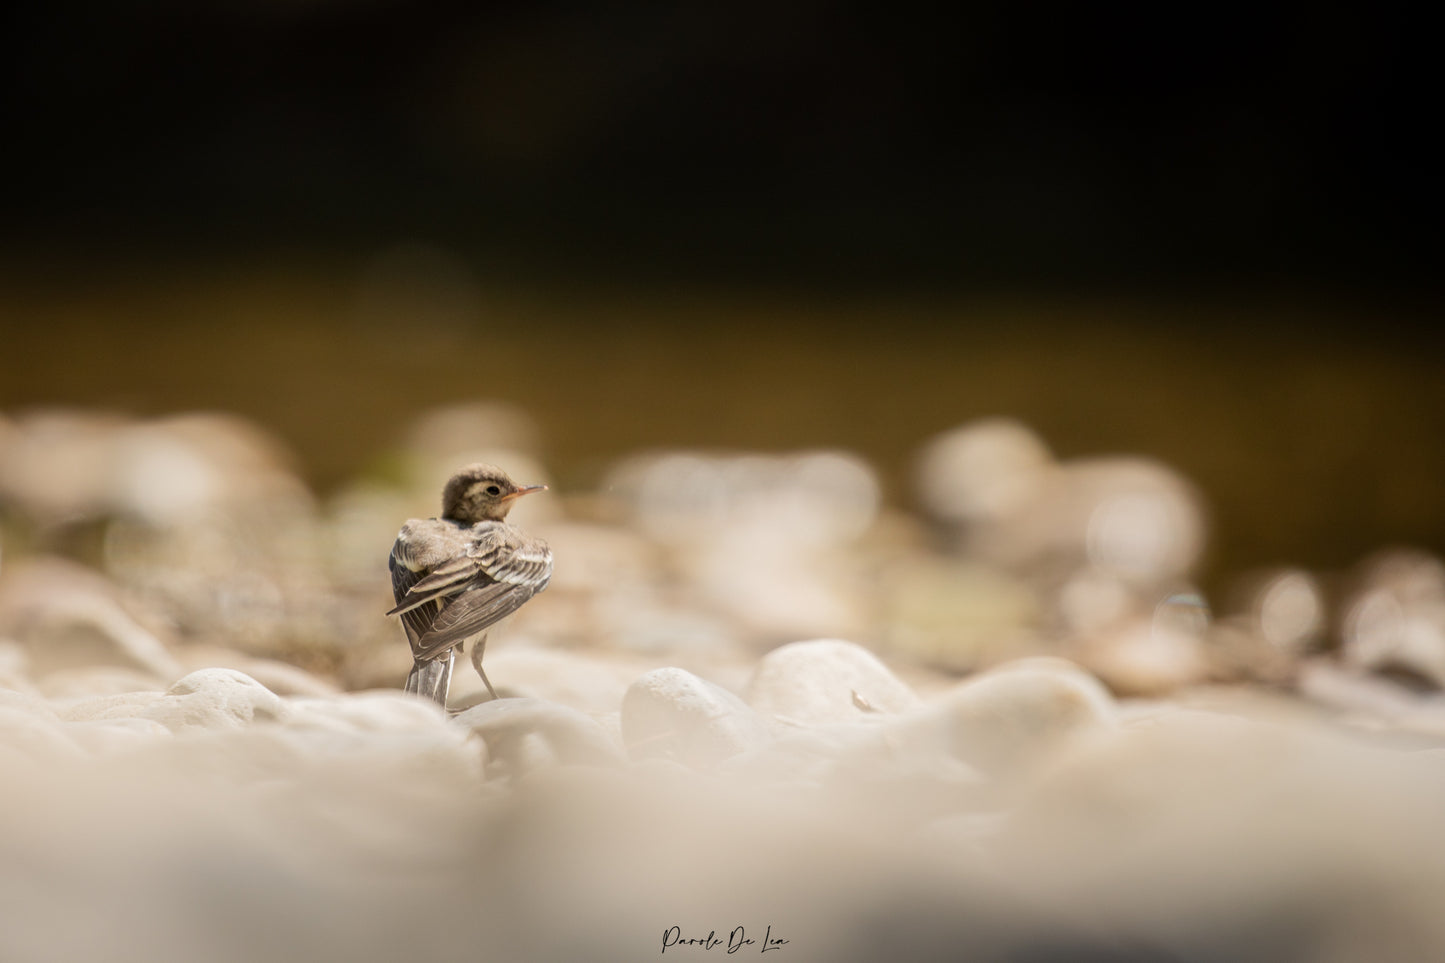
[387, 464, 553, 707]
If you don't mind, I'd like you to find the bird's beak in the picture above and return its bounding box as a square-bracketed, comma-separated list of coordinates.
[503, 484, 548, 501]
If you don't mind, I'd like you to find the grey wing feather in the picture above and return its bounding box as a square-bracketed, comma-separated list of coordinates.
[469, 536, 553, 585]
[386, 554, 485, 616]
[391, 521, 553, 662]
[412, 577, 548, 662]
[389, 549, 440, 645]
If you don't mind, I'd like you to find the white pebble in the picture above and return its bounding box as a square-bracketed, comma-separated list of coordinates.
[65, 717, 172, 756]
[893, 660, 1115, 776]
[452, 697, 623, 777]
[746, 638, 920, 726]
[620, 667, 772, 768]
[139, 668, 288, 732]
[285, 691, 450, 733]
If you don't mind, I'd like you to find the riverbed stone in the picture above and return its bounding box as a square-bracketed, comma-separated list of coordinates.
[285, 690, 450, 734]
[452, 697, 623, 777]
[64, 717, 172, 756]
[891, 659, 1115, 776]
[3, 582, 181, 680]
[620, 666, 772, 768]
[138, 668, 288, 732]
[58, 690, 166, 722]
[745, 638, 921, 726]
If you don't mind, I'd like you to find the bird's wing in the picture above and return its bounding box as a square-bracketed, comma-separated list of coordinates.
[386, 552, 487, 616]
[410, 526, 553, 661]
[468, 524, 554, 587]
[388, 518, 474, 647]
[390, 545, 440, 645]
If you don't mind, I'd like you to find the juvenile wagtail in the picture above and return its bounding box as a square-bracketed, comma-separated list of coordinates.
[387, 464, 553, 707]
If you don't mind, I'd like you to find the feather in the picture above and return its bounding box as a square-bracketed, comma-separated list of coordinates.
[412, 579, 546, 662]
[386, 516, 552, 662]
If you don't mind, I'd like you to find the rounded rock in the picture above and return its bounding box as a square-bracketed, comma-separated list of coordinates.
[893, 660, 1115, 776]
[56, 690, 165, 722]
[0, 640, 37, 694]
[452, 697, 623, 777]
[916, 418, 1053, 525]
[0, 704, 83, 762]
[746, 638, 921, 726]
[620, 667, 772, 768]
[64, 717, 172, 756]
[139, 668, 288, 732]
[285, 690, 451, 733]
[0, 579, 181, 680]
[1080, 617, 1211, 697]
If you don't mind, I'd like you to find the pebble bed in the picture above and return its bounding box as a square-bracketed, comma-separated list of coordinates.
[4, 404, 1445, 962]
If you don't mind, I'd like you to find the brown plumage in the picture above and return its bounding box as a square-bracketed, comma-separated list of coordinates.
[387, 464, 552, 706]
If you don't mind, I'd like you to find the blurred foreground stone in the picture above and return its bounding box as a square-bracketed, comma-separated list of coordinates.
[8, 641, 1445, 961]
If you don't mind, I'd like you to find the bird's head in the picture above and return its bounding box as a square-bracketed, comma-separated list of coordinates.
[441, 464, 547, 523]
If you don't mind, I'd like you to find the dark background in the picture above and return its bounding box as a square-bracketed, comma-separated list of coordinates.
[4, 2, 1440, 289]
[2, 1, 1441, 587]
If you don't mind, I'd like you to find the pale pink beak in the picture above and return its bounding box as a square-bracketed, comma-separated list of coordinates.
[502, 484, 548, 502]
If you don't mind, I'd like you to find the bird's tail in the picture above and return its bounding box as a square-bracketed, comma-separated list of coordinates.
[405, 650, 455, 708]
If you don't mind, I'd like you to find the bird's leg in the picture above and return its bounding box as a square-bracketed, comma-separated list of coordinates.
[471, 631, 498, 701]
[405, 648, 455, 707]
[475, 663, 499, 702]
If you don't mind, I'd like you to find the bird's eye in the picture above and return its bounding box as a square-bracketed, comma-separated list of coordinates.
[485, 485, 502, 496]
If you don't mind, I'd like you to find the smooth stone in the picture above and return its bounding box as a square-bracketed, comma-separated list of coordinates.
[264, 705, 482, 781]
[917, 811, 1011, 852]
[0, 409, 124, 520]
[1340, 553, 1445, 686]
[1296, 660, 1445, 740]
[138, 668, 289, 732]
[0, 686, 57, 719]
[723, 724, 881, 785]
[917, 422, 1205, 586]
[1342, 597, 1445, 691]
[1079, 618, 1211, 697]
[620, 667, 772, 768]
[112, 412, 314, 523]
[826, 719, 990, 818]
[285, 691, 451, 733]
[1206, 617, 1300, 686]
[57, 690, 165, 722]
[892, 661, 1115, 776]
[1299, 659, 1425, 719]
[402, 400, 543, 459]
[916, 418, 1054, 525]
[64, 717, 172, 755]
[5, 590, 181, 680]
[745, 638, 921, 726]
[0, 705, 83, 761]
[725, 720, 989, 821]
[452, 697, 623, 776]
[0, 641, 37, 694]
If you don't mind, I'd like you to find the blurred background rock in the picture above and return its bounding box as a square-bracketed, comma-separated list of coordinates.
[1, 1, 1441, 585]
[1, 0, 1442, 711]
